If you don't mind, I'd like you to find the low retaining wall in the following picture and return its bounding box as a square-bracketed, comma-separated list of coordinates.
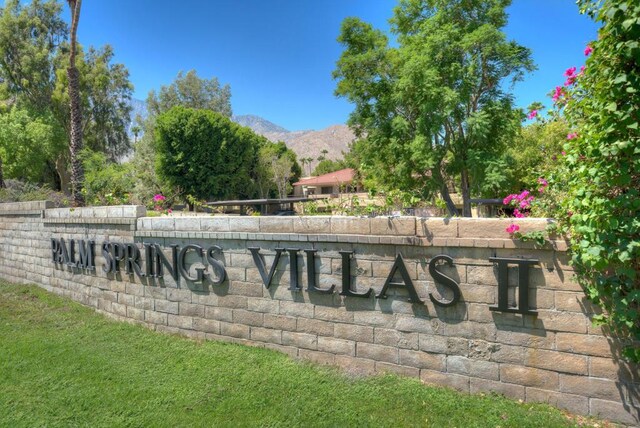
[0, 201, 638, 425]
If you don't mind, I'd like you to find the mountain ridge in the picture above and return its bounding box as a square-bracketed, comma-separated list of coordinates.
[233, 114, 355, 173]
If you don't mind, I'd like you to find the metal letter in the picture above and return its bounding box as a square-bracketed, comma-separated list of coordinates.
[51, 239, 61, 264]
[153, 244, 179, 281]
[428, 255, 461, 307]
[205, 245, 227, 285]
[304, 249, 334, 294]
[377, 253, 423, 303]
[338, 251, 372, 298]
[178, 244, 205, 282]
[286, 248, 301, 291]
[489, 257, 539, 315]
[249, 247, 284, 288]
[124, 243, 144, 278]
[76, 240, 95, 270]
[102, 241, 114, 273]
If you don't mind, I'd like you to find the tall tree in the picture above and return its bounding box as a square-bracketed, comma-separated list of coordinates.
[334, 0, 534, 216]
[154, 106, 260, 206]
[131, 70, 233, 204]
[0, 0, 67, 187]
[0, 0, 132, 191]
[146, 70, 232, 118]
[67, 0, 84, 206]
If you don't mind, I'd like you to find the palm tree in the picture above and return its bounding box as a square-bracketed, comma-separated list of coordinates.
[67, 0, 84, 206]
[305, 157, 314, 176]
[317, 149, 329, 163]
[131, 125, 141, 144]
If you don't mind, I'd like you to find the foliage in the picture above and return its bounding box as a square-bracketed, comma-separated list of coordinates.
[147, 70, 232, 118]
[130, 70, 234, 205]
[547, 0, 640, 361]
[0, 0, 132, 191]
[0, 179, 66, 205]
[312, 158, 347, 176]
[504, 118, 569, 195]
[80, 150, 133, 206]
[255, 141, 301, 198]
[334, 0, 534, 216]
[0, 106, 65, 183]
[154, 106, 259, 203]
[52, 44, 133, 161]
[0, 0, 67, 109]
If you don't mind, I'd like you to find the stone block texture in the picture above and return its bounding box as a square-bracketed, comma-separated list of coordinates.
[0, 201, 637, 425]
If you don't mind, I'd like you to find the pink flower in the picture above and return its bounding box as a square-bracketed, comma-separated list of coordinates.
[567, 132, 578, 140]
[503, 194, 515, 205]
[537, 178, 548, 193]
[564, 66, 577, 77]
[527, 110, 538, 120]
[579, 65, 586, 74]
[506, 224, 520, 234]
[561, 151, 566, 156]
[552, 86, 564, 102]
[584, 45, 593, 56]
[167, 209, 173, 214]
[153, 194, 166, 202]
[564, 75, 576, 86]
[513, 209, 525, 218]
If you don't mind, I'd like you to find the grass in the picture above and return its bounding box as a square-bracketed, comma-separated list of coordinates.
[0, 281, 603, 427]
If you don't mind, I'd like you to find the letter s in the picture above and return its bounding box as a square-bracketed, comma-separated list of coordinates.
[428, 255, 461, 307]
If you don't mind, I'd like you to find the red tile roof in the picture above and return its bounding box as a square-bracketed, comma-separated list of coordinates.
[293, 168, 355, 187]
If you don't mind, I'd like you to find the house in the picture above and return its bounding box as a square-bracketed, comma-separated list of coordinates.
[292, 168, 361, 197]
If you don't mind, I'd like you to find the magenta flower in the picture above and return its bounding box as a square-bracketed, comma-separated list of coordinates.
[537, 177, 548, 186]
[567, 132, 578, 140]
[564, 76, 576, 86]
[506, 224, 520, 234]
[503, 194, 515, 205]
[579, 65, 586, 74]
[527, 110, 538, 120]
[564, 66, 577, 77]
[561, 151, 567, 156]
[552, 86, 564, 102]
[153, 194, 166, 202]
[513, 209, 525, 218]
[167, 209, 173, 214]
[584, 45, 593, 56]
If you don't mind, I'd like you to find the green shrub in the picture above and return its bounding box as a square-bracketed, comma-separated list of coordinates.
[81, 150, 134, 206]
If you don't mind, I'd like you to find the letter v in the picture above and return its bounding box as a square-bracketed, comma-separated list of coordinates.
[249, 247, 284, 289]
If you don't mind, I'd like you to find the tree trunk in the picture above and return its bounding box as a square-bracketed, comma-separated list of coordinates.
[435, 165, 458, 217]
[0, 155, 5, 188]
[68, 0, 85, 207]
[439, 183, 458, 217]
[460, 168, 472, 217]
[55, 155, 70, 193]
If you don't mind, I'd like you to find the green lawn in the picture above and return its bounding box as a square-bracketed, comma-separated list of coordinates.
[0, 282, 601, 427]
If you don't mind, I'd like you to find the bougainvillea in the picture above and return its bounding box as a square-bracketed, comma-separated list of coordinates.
[547, 0, 640, 361]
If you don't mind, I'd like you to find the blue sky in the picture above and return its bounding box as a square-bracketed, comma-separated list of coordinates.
[73, 0, 598, 131]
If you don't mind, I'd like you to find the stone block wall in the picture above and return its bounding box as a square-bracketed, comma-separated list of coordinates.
[0, 201, 638, 425]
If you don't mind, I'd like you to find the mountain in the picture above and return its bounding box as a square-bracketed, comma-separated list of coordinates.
[233, 115, 356, 174]
[233, 115, 289, 134]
